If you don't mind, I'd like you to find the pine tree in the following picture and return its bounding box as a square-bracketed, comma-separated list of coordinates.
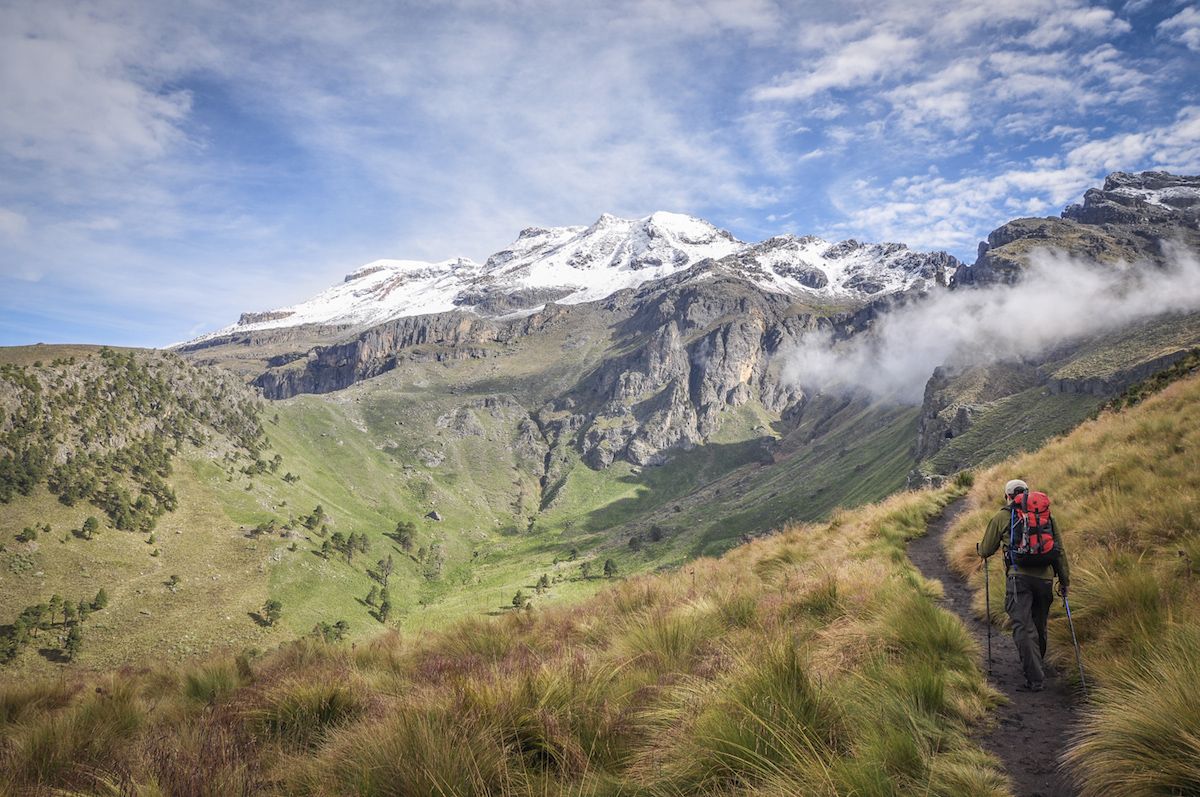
[394, 520, 415, 553]
[82, 516, 99, 539]
[92, 588, 108, 610]
[64, 625, 82, 661]
[320, 540, 332, 559]
[604, 559, 618, 579]
[580, 561, 592, 579]
[378, 595, 392, 623]
[536, 574, 550, 594]
[332, 619, 349, 641]
[378, 554, 395, 587]
[512, 589, 526, 609]
[263, 598, 283, 626]
[366, 585, 380, 606]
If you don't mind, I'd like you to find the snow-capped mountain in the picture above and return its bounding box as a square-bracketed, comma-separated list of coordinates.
[187, 211, 957, 344]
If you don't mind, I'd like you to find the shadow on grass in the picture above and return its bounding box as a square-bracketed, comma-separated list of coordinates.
[247, 611, 270, 628]
[37, 647, 69, 664]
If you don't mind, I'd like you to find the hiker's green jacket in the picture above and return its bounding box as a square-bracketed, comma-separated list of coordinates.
[979, 503, 1070, 585]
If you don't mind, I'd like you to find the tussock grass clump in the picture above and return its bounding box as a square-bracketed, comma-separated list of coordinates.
[717, 590, 760, 628]
[4, 676, 144, 790]
[0, 678, 77, 729]
[289, 704, 513, 796]
[251, 677, 368, 749]
[1064, 627, 1200, 796]
[2, 484, 1005, 795]
[633, 643, 846, 794]
[183, 660, 243, 705]
[946, 372, 1200, 793]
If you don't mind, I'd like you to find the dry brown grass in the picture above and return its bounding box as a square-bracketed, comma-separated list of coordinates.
[945, 372, 1200, 796]
[0, 486, 1011, 796]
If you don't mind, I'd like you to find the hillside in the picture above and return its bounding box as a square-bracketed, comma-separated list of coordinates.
[0, 341, 920, 678]
[945, 367, 1200, 795]
[4, 363, 1198, 795]
[5, 173, 1200, 680]
[1, 483, 1013, 796]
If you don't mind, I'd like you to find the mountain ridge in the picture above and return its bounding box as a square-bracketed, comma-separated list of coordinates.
[184, 211, 959, 346]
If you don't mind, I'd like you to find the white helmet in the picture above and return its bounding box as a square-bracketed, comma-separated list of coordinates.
[1004, 479, 1028, 496]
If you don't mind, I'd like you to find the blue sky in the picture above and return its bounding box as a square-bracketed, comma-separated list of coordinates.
[1, 0, 1198, 347]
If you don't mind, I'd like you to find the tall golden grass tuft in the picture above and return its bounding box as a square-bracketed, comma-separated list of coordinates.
[946, 372, 1200, 793]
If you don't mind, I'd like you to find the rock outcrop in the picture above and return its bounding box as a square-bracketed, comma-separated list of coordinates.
[253, 305, 571, 399]
[952, 171, 1200, 287]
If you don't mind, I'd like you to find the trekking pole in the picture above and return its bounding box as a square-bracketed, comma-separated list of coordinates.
[978, 544, 992, 676]
[1062, 593, 1087, 692]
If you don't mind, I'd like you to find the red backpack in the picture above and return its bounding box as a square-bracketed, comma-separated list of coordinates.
[1007, 490, 1058, 567]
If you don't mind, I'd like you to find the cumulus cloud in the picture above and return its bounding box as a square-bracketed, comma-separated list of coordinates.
[782, 247, 1200, 403]
[753, 31, 921, 101]
[1158, 7, 1200, 51]
[1, 0, 1198, 347]
[831, 107, 1200, 251]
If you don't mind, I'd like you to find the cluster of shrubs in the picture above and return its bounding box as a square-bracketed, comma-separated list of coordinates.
[1, 589, 108, 664]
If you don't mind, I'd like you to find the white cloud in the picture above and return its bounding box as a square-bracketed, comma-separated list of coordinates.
[784, 247, 1200, 403]
[1022, 5, 1130, 48]
[1158, 7, 1200, 51]
[830, 107, 1200, 252]
[753, 31, 921, 101]
[886, 61, 979, 134]
[0, 4, 192, 170]
[1, 0, 1196, 346]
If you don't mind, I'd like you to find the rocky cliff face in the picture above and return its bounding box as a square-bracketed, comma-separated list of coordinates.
[186, 171, 1200, 478]
[253, 304, 573, 399]
[199, 239, 957, 470]
[952, 171, 1200, 287]
[556, 263, 935, 468]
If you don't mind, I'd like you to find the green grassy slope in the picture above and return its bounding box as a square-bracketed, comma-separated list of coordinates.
[2, 338, 924, 677]
[917, 311, 1200, 479]
[1, 484, 1015, 797]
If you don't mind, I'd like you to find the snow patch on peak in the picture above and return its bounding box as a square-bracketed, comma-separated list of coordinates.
[1109, 184, 1200, 210]
[185, 211, 957, 346]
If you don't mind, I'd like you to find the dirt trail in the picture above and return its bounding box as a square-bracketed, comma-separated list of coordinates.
[909, 500, 1078, 797]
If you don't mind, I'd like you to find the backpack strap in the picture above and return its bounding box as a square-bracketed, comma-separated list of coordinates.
[1007, 506, 1017, 569]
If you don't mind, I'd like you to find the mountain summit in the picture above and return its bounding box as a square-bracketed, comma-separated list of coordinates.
[188, 213, 958, 344]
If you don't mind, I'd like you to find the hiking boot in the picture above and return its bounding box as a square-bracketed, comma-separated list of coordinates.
[1017, 681, 1044, 692]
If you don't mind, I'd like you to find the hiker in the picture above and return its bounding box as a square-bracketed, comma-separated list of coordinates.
[978, 479, 1070, 691]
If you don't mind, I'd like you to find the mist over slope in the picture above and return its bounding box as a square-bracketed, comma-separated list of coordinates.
[785, 246, 1200, 403]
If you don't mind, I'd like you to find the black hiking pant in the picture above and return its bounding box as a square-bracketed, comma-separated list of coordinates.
[1004, 573, 1053, 685]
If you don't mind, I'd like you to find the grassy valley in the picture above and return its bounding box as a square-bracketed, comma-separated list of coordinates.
[1, 339, 925, 678]
[1, 482, 1012, 796]
[4, 351, 1198, 795]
